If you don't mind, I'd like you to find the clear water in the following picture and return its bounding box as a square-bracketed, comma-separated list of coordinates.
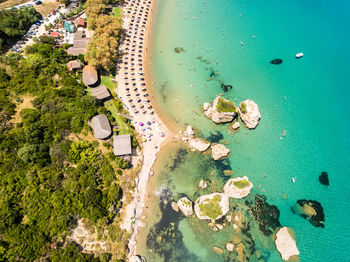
[141, 0, 350, 261]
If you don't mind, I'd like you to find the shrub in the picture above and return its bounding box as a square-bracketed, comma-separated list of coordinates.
[240, 102, 247, 114]
[216, 97, 236, 113]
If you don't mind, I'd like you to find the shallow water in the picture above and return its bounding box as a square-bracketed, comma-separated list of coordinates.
[139, 0, 350, 261]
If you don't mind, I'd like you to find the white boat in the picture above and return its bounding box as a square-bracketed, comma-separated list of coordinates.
[291, 177, 296, 183]
[296, 52, 304, 58]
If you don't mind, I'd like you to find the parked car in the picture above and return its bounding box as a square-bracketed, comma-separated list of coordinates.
[35, 1, 42, 5]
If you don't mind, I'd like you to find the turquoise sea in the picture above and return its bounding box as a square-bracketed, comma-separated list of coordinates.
[139, 0, 350, 261]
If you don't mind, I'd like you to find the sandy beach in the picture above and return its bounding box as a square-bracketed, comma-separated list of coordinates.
[117, 0, 177, 259]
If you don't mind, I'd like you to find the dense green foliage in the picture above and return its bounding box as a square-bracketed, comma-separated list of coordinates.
[0, 39, 122, 260]
[240, 102, 247, 114]
[0, 7, 41, 52]
[216, 97, 236, 113]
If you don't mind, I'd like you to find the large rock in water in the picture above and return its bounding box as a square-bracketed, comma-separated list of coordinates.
[177, 197, 193, 216]
[203, 96, 238, 123]
[291, 199, 325, 228]
[239, 99, 261, 129]
[194, 193, 229, 220]
[274, 227, 300, 261]
[223, 176, 253, 199]
[188, 138, 211, 152]
[211, 143, 230, 160]
[319, 171, 329, 186]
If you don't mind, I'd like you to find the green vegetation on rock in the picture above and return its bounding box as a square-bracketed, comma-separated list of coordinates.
[198, 195, 222, 220]
[240, 102, 247, 114]
[233, 179, 250, 189]
[216, 97, 236, 113]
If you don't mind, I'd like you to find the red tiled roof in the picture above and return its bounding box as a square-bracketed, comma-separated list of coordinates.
[50, 31, 59, 38]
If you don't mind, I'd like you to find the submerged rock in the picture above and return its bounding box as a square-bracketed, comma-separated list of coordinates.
[274, 227, 300, 261]
[211, 143, 230, 160]
[221, 83, 233, 92]
[194, 193, 229, 220]
[213, 246, 224, 254]
[319, 171, 329, 186]
[291, 199, 325, 228]
[270, 59, 283, 65]
[177, 197, 193, 216]
[239, 100, 261, 129]
[203, 96, 238, 124]
[223, 176, 253, 199]
[250, 195, 281, 236]
[174, 47, 185, 53]
[188, 138, 211, 152]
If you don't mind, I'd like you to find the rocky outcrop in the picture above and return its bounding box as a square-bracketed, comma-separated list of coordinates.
[239, 99, 261, 129]
[203, 96, 238, 124]
[171, 201, 179, 212]
[319, 171, 329, 186]
[188, 138, 210, 152]
[232, 121, 240, 130]
[129, 255, 147, 262]
[291, 199, 325, 228]
[184, 125, 195, 138]
[211, 143, 230, 160]
[223, 176, 253, 199]
[226, 242, 234, 252]
[177, 197, 193, 216]
[194, 193, 229, 220]
[275, 227, 299, 261]
[199, 179, 208, 189]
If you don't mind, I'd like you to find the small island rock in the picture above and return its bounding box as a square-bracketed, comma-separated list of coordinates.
[204, 97, 238, 123]
[291, 199, 325, 228]
[211, 143, 230, 160]
[199, 179, 208, 189]
[226, 242, 235, 252]
[189, 138, 211, 152]
[239, 99, 261, 129]
[194, 193, 229, 220]
[184, 125, 195, 138]
[171, 201, 179, 212]
[223, 176, 253, 199]
[275, 227, 299, 261]
[177, 197, 193, 216]
[232, 121, 240, 130]
[319, 171, 329, 186]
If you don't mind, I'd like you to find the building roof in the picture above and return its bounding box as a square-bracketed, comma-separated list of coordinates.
[90, 85, 111, 100]
[50, 31, 59, 38]
[91, 114, 112, 140]
[83, 65, 98, 86]
[113, 135, 132, 156]
[66, 60, 82, 70]
[66, 30, 93, 56]
[77, 17, 85, 27]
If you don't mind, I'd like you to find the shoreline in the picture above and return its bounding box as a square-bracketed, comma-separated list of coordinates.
[117, 0, 179, 259]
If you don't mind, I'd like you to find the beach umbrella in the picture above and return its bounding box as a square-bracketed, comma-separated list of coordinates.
[147, 121, 151, 125]
[139, 122, 144, 126]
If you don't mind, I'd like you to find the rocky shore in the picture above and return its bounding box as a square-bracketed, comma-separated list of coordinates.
[275, 227, 300, 261]
[203, 96, 261, 129]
